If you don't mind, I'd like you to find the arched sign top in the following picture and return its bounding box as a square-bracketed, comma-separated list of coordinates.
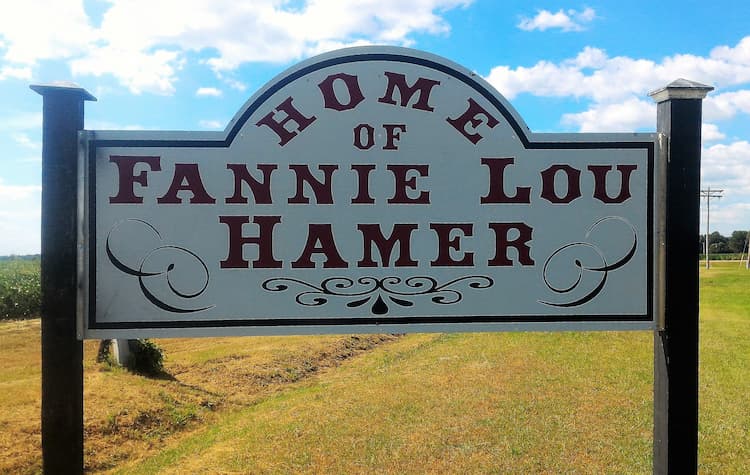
[80, 46, 656, 339]
[223, 46, 534, 148]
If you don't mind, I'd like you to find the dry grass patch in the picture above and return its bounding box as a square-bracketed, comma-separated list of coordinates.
[0, 319, 42, 475]
[0, 324, 397, 473]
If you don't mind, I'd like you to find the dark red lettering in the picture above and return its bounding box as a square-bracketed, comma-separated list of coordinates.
[446, 98, 499, 144]
[157, 164, 216, 204]
[292, 224, 348, 268]
[387, 165, 430, 204]
[383, 124, 406, 150]
[353, 123, 375, 150]
[430, 224, 474, 266]
[225, 164, 276, 204]
[377, 72, 440, 111]
[488, 222, 534, 266]
[351, 164, 376, 204]
[540, 164, 582, 204]
[318, 73, 365, 111]
[480, 157, 532, 204]
[357, 224, 418, 267]
[588, 164, 637, 204]
[255, 96, 316, 146]
[219, 215, 282, 268]
[288, 164, 338, 204]
[109, 155, 161, 204]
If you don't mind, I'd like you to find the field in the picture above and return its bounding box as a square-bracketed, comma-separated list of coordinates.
[0, 261, 748, 473]
[0, 256, 40, 319]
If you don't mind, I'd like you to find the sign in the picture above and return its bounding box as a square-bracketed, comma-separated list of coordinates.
[79, 46, 656, 338]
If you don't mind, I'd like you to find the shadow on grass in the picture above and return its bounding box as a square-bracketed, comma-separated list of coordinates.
[134, 369, 177, 381]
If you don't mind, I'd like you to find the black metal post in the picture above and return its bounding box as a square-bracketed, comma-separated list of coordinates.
[31, 83, 95, 474]
[649, 79, 712, 474]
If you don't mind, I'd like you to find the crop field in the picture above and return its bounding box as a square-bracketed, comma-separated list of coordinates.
[0, 256, 40, 320]
[0, 260, 748, 473]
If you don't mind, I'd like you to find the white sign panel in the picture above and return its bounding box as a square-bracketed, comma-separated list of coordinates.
[79, 47, 656, 338]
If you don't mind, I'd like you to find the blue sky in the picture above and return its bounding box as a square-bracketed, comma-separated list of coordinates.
[1, 0, 749, 255]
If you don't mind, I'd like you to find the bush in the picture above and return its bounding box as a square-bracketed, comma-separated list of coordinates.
[127, 339, 165, 376]
[97, 339, 113, 364]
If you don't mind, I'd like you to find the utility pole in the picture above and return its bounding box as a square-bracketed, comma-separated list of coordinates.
[700, 186, 723, 269]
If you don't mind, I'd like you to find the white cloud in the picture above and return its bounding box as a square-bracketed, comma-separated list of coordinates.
[0, 182, 41, 201]
[0, 65, 32, 80]
[705, 202, 750, 235]
[0, 180, 41, 255]
[12, 133, 40, 149]
[300, 38, 377, 61]
[199, 120, 224, 129]
[71, 47, 183, 95]
[486, 48, 658, 102]
[703, 89, 750, 121]
[0, 0, 472, 93]
[0, 0, 96, 65]
[571, 46, 608, 69]
[702, 141, 750, 188]
[213, 71, 248, 92]
[485, 37, 750, 103]
[0, 112, 42, 131]
[85, 120, 148, 131]
[710, 36, 750, 65]
[561, 98, 655, 132]
[0, 212, 40, 254]
[224, 78, 248, 92]
[518, 8, 596, 32]
[484, 36, 750, 143]
[484, 36, 750, 236]
[10, 0, 465, 94]
[702, 123, 726, 142]
[698, 141, 750, 233]
[196, 87, 222, 97]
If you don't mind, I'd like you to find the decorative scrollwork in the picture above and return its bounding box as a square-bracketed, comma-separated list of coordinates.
[262, 275, 494, 315]
[106, 219, 213, 313]
[539, 216, 637, 307]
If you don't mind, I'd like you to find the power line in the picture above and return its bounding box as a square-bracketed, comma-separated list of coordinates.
[700, 186, 723, 269]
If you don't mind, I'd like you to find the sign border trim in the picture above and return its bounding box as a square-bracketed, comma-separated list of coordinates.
[82, 49, 655, 332]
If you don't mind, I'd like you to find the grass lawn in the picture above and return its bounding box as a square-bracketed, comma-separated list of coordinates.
[0, 261, 748, 473]
[697, 262, 750, 472]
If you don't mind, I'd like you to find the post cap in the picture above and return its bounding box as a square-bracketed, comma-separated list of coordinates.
[649, 79, 713, 103]
[30, 81, 97, 101]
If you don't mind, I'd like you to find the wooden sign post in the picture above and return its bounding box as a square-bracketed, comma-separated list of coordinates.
[31, 83, 95, 474]
[650, 79, 712, 474]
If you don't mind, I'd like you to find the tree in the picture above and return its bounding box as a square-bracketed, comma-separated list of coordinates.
[728, 230, 748, 254]
[699, 230, 745, 255]
[706, 231, 728, 254]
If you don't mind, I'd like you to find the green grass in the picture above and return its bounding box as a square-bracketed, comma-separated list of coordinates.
[115, 262, 749, 474]
[698, 263, 750, 472]
[2, 260, 748, 473]
[118, 331, 656, 473]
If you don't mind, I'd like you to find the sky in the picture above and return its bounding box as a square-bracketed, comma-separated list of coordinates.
[1, 0, 749, 255]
